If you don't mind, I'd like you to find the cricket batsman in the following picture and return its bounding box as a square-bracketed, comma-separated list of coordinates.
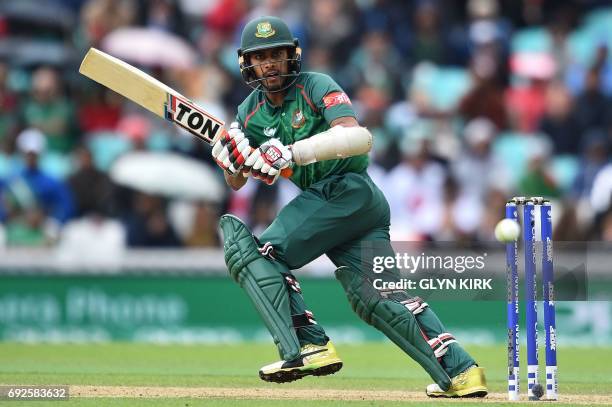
[212, 16, 488, 398]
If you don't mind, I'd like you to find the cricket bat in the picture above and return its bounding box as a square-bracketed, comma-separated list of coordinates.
[79, 48, 292, 177]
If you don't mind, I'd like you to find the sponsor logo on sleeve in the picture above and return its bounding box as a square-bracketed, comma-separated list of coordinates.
[323, 92, 352, 109]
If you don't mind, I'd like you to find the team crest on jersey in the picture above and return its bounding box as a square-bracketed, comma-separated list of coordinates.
[255, 22, 275, 38]
[263, 127, 277, 137]
[291, 108, 306, 128]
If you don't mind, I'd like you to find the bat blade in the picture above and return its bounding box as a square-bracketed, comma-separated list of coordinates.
[79, 48, 224, 144]
[79, 48, 292, 177]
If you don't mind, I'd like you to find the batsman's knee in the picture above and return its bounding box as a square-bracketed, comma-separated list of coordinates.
[220, 214, 263, 281]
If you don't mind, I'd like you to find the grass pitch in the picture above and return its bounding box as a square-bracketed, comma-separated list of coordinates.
[0, 342, 610, 406]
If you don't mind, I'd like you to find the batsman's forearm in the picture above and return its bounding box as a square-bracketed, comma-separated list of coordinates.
[291, 126, 372, 165]
[224, 171, 248, 190]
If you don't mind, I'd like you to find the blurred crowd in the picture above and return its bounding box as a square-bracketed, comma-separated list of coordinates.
[0, 0, 611, 256]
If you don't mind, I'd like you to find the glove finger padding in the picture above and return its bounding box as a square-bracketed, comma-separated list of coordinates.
[227, 138, 250, 173]
[251, 139, 293, 185]
[212, 137, 225, 158]
[212, 124, 250, 175]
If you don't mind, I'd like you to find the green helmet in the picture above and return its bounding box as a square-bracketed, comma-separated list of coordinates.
[237, 16, 302, 92]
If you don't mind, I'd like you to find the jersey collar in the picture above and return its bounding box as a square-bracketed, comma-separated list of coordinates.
[261, 80, 298, 112]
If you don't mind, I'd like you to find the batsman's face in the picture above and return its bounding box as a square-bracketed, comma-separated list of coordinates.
[250, 47, 290, 91]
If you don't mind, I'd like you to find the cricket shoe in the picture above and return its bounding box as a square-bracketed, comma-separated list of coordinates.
[259, 341, 343, 383]
[426, 365, 488, 398]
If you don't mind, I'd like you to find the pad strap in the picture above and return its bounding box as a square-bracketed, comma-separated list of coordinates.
[257, 241, 276, 260]
[291, 310, 317, 328]
[401, 297, 429, 315]
[428, 333, 457, 358]
[283, 273, 302, 293]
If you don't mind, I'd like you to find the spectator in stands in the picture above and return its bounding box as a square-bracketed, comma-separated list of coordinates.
[361, 1, 418, 66]
[408, 0, 451, 65]
[547, 3, 577, 85]
[68, 145, 116, 217]
[574, 66, 612, 135]
[2, 129, 74, 224]
[20, 67, 77, 153]
[342, 30, 403, 100]
[304, 46, 334, 79]
[464, 0, 511, 56]
[306, 0, 359, 69]
[384, 120, 446, 240]
[205, 0, 249, 38]
[79, 0, 136, 48]
[136, 0, 188, 38]
[184, 202, 221, 247]
[449, 118, 512, 239]
[505, 71, 551, 134]
[116, 114, 151, 151]
[2, 204, 57, 247]
[539, 80, 581, 154]
[56, 208, 126, 269]
[0, 62, 19, 151]
[566, 43, 612, 98]
[452, 118, 503, 198]
[459, 49, 507, 129]
[572, 129, 609, 199]
[518, 138, 561, 198]
[77, 87, 122, 134]
[124, 192, 182, 247]
[0, 131, 62, 247]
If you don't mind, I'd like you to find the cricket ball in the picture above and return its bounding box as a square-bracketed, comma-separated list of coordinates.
[494, 219, 521, 243]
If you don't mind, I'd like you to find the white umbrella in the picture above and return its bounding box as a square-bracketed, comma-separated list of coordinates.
[110, 152, 226, 202]
[101, 27, 197, 69]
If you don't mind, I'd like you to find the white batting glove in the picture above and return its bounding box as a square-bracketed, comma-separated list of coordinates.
[245, 138, 293, 185]
[211, 122, 251, 175]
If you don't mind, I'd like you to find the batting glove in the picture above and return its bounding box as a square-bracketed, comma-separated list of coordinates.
[211, 122, 251, 175]
[245, 138, 293, 185]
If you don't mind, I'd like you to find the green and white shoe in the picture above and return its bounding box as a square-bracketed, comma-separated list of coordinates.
[259, 341, 343, 383]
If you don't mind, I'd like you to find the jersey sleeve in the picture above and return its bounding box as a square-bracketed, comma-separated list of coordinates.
[306, 73, 356, 124]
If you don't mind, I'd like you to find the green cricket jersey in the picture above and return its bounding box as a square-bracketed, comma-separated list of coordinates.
[236, 72, 369, 190]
